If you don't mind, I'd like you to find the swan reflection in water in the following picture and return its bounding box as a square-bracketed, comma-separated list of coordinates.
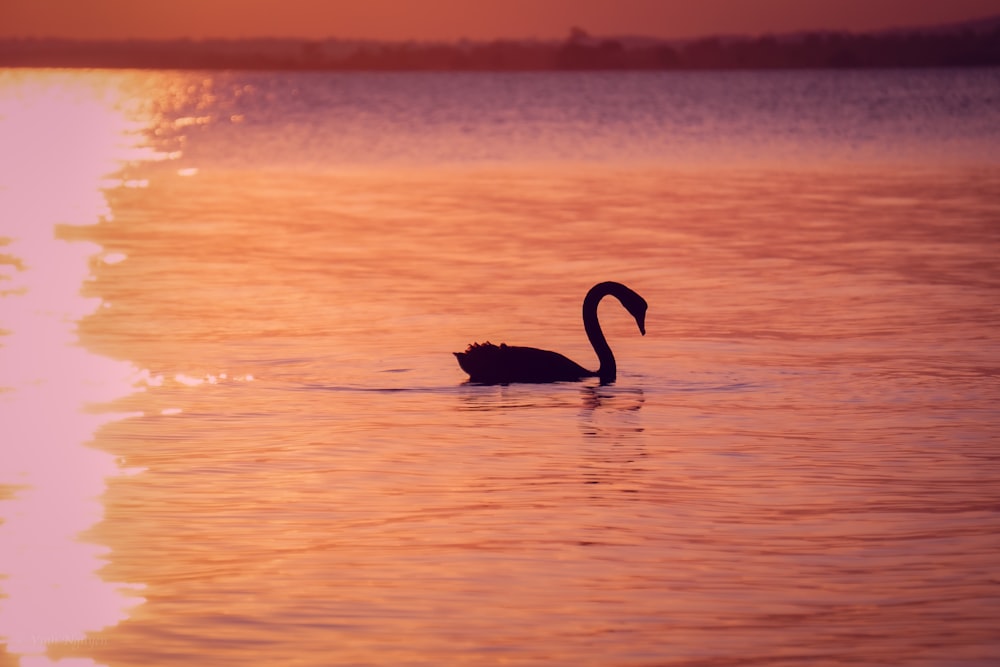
[579, 385, 645, 437]
[455, 282, 647, 385]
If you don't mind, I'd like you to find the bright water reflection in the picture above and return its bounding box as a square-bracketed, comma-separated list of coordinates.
[0, 72, 152, 665]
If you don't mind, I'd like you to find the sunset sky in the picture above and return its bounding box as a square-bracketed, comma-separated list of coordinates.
[3, 0, 1000, 41]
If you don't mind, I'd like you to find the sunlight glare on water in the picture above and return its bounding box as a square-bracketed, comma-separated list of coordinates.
[0, 72, 155, 665]
[1, 68, 999, 666]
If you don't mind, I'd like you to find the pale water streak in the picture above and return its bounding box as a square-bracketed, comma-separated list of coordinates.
[1, 69, 1000, 666]
[0, 72, 150, 665]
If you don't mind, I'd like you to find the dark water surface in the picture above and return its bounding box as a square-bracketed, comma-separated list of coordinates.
[1, 68, 999, 666]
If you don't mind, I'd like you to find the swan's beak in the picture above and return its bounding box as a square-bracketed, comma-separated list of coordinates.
[637, 314, 646, 336]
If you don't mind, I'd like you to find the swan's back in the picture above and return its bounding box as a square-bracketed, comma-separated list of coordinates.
[454, 342, 594, 384]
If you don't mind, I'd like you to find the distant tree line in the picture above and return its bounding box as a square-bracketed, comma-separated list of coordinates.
[2, 22, 999, 71]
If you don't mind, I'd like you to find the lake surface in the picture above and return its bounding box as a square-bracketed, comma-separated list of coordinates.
[1, 67, 999, 666]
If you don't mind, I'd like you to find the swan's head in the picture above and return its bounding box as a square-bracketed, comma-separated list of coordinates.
[623, 291, 648, 336]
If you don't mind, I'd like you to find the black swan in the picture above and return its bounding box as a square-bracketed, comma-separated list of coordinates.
[454, 281, 647, 385]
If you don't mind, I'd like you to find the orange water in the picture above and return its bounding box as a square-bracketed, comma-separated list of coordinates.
[1, 69, 999, 666]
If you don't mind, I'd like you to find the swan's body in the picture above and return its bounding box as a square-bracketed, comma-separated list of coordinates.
[454, 281, 647, 385]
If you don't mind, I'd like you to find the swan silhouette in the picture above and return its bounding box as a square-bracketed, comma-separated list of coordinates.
[454, 281, 647, 385]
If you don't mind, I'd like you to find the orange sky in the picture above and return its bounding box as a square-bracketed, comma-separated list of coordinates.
[3, 0, 1000, 41]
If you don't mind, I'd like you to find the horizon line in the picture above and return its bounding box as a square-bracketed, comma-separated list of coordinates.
[5, 12, 999, 46]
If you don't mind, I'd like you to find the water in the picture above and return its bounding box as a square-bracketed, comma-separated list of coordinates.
[1, 67, 999, 666]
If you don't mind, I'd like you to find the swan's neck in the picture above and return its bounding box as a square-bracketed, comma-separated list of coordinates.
[583, 283, 618, 384]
